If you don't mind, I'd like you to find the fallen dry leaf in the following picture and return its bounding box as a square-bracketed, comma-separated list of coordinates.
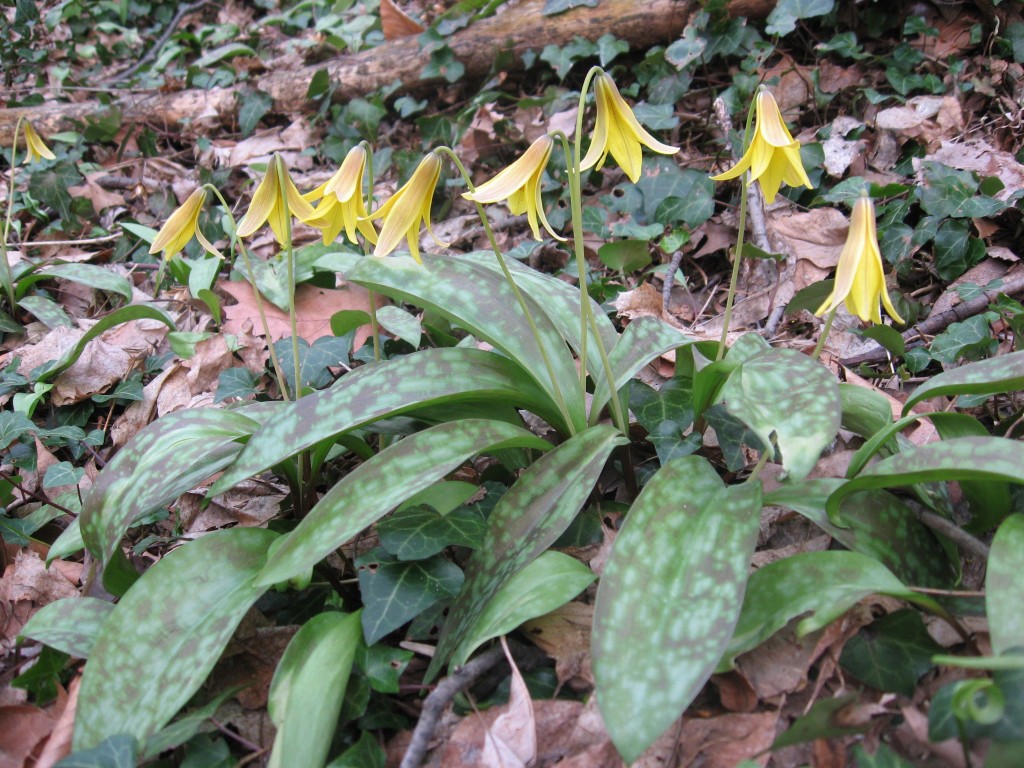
[0, 549, 80, 606]
[33, 675, 79, 768]
[636, 711, 778, 768]
[67, 172, 126, 214]
[0, 703, 59, 768]
[481, 637, 536, 768]
[219, 280, 378, 346]
[522, 602, 593, 691]
[381, 0, 425, 39]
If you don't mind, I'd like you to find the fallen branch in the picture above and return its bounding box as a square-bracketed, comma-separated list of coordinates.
[0, 0, 775, 144]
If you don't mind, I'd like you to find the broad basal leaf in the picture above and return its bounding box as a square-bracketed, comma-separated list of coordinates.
[211, 348, 560, 498]
[721, 551, 939, 671]
[988, 514, 1024, 657]
[765, 481, 955, 587]
[428, 425, 625, 679]
[268, 611, 362, 768]
[592, 455, 762, 763]
[826, 437, 1024, 524]
[80, 408, 263, 567]
[345, 254, 584, 431]
[256, 420, 550, 587]
[451, 550, 595, 667]
[901, 350, 1024, 415]
[719, 342, 841, 480]
[74, 528, 278, 750]
[19, 597, 114, 658]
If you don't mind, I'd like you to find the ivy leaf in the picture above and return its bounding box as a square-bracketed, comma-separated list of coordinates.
[840, 610, 943, 696]
[378, 505, 487, 560]
[43, 461, 85, 489]
[766, 0, 835, 36]
[357, 548, 464, 644]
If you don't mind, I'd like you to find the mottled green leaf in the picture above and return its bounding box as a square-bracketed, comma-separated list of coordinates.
[902, 350, 1024, 415]
[358, 549, 463, 643]
[141, 688, 238, 760]
[57, 735, 138, 768]
[452, 551, 596, 667]
[34, 305, 177, 382]
[80, 408, 263, 569]
[592, 316, 694, 421]
[447, 251, 618, 388]
[988, 514, 1024, 657]
[18, 295, 73, 328]
[376, 304, 422, 348]
[74, 528, 278, 750]
[211, 348, 562, 498]
[592, 456, 762, 763]
[256, 420, 550, 586]
[429, 425, 625, 679]
[840, 610, 943, 696]
[378, 505, 486, 560]
[719, 343, 841, 479]
[765, 481, 955, 587]
[721, 551, 933, 671]
[835, 382, 892, 442]
[19, 597, 113, 658]
[826, 437, 1024, 524]
[32, 264, 133, 302]
[345, 254, 583, 431]
[846, 410, 985, 478]
[267, 611, 361, 768]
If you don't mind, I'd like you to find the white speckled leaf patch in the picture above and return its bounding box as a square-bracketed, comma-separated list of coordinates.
[592, 455, 762, 763]
[74, 527, 279, 751]
[719, 340, 841, 480]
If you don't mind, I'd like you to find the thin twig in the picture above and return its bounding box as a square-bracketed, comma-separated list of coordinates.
[400, 645, 507, 768]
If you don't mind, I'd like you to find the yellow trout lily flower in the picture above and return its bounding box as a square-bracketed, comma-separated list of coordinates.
[236, 153, 315, 244]
[302, 145, 378, 246]
[22, 121, 56, 163]
[463, 134, 565, 242]
[711, 88, 812, 203]
[581, 72, 679, 183]
[815, 194, 903, 325]
[364, 152, 447, 263]
[148, 188, 222, 260]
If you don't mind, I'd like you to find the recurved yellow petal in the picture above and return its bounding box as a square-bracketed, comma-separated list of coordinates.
[365, 152, 445, 263]
[303, 146, 378, 246]
[815, 194, 903, 325]
[236, 154, 315, 244]
[710, 88, 812, 203]
[22, 121, 56, 164]
[580, 72, 679, 183]
[149, 188, 208, 259]
[464, 134, 564, 241]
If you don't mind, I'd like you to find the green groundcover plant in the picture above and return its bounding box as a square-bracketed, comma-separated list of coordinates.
[10, 36, 1024, 768]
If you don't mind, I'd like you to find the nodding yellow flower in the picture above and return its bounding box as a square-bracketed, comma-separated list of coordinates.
[236, 153, 315, 244]
[149, 188, 222, 260]
[363, 152, 447, 263]
[302, 145, 378, 246]
[22, 121, 56, 164]
[580, 72, 679, 184]
[815, 194, 903, 325]
[463, 134, 565, 242]
[711, 88, 812, 203]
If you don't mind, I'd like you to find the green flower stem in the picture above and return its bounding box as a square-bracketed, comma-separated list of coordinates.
[0, 118, 27, 311]
[206, 185, 291, 402]
[552, 125, 628, 436]
[279, 179, 302, 402]
[812, 306, 837, 359]
[361, 141, 382, 364]
[716, 96, 760, 363]
[436, 146, 577, 436]
[716, 178, 749, 362]
[746, 447, 771, 483]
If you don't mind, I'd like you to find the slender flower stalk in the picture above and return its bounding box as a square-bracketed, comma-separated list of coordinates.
[581, 72, 679, 183]
[363, 152, 447, 263]
[815, 193, 904, 325]
[2, 119, 57, 311]
[463, 135, 565, 242]
[302, 145, 378, 246]
[710, 87, 812, 203]
[437, 146, 576, 435]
